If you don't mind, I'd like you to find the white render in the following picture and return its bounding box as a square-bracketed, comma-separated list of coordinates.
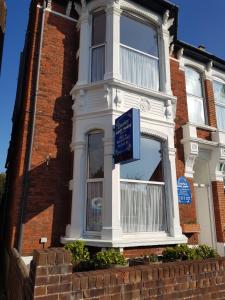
[62, 0, 187, 247]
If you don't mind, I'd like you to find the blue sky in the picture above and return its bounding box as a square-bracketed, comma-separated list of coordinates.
[0, 0, 225, 172]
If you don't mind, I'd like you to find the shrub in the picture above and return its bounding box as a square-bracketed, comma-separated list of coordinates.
[162, 244, 219, 262]
[93, 249, 127, 269]
[65, 241, 90, 264]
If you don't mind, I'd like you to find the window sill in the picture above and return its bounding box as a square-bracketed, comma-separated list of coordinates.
[188, 122, 217, 132]
[71, 78, 177, 103]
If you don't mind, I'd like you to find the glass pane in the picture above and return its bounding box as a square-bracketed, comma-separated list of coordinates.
[88, 132, 104, 178]
[213, 80, 225, 105]
[120, 136, 163, 181]
[91, 46, 105, 82]
[120, 15, 158, 57]
[120, 46, 159, 90]
[121, 182, 166, 233]
[187, 95, 205, 125]
[92, 11, 106, 46]
[216, 105, 225, 131]
[185, 67, 203, 97]
[86, 181, 103, 231]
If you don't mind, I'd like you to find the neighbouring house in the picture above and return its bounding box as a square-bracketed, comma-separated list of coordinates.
[0, 0, 6, 73]
[2, 0, 225, 266]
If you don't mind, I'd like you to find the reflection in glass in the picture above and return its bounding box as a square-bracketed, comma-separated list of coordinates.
[120, 136, 163, 182]
[88, 131, 104, 178]
[214, 80, 225, 131]
[185, 67, 203, 97]
[92, 11, 106, 46]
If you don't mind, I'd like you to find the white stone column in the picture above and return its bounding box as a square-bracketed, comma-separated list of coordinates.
[165, 146, 184, 238]
[159, 26, 172, 95]
[77, 11, 90, 85]
[104, 1, 121, 80]
[101, 137, 122, 241]
[67, 141, 86, 239]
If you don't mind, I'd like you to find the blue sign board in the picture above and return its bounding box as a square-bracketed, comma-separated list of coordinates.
[114, 108, 140, 164]
[177, 176, 192, 204]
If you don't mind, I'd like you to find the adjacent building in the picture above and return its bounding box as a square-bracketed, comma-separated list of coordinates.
[2, 0, 225, 261]
[0, 0, 6, 73]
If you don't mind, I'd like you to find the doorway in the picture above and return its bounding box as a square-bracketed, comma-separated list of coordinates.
[193, 151, 217, 249]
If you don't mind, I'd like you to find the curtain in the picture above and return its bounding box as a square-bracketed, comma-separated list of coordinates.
[187, 95, 205, 125]
[213, 81, 225, 105]
[120, 182, 167, 233]
[86, 181, 103, 232]
[120, 46, 159, 91]
[91, 46, 105, 82]
[216, 105, 225, 131]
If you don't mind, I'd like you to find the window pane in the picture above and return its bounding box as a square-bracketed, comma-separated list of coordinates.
[213, 80, 225, 105]
[120, 46, 159, 90]
[187, 95, 205, 125]
[88, 132, 104, 178]
[91, 46, 105, 82]
[120, 15, 158, 57]
[120, 136, 163, 182]
[185, 67, 203, 97]
[92, 11, 106, 46]
[86, 181, 103, 231]
[216, 105, 225, 131]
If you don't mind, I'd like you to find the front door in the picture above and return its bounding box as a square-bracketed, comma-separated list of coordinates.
[193, 153, 217, 249]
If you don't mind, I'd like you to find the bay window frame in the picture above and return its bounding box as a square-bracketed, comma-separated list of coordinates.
[213, 78, 225, 132]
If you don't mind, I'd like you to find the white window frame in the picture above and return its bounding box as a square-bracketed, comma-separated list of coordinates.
[213, 78, 225, 132]
[185, 65, 208, 126]
[119, 12, 160, 91]
[90, 10, 107, 83]
[84, 130, 104, 236]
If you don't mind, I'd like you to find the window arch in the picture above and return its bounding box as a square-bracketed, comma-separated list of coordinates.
[185, 66, 206, 125]
[86, 130, 104, 232]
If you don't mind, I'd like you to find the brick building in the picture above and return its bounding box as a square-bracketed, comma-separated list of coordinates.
[0, 0, 6, 73]
[2, 0, 225, 263]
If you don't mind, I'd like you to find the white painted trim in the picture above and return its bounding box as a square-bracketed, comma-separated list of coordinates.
[120, 179, 165, 185]
[37, 4, 78, 22]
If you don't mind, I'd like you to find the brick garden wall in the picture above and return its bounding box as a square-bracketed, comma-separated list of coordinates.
[5, 247, 225, 300]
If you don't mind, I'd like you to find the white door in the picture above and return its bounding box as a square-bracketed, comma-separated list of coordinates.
[194, 184, 215, 247]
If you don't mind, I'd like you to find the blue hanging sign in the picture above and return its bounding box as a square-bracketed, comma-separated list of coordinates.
[114, 108, 140, 164]
[177, 176, 192, 204]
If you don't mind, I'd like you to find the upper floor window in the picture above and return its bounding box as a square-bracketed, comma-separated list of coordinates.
[120, 14, 159, 91]
[185, 67, 206, 125]
[91, 11, 106, 82]
[213, 80, 225, 131]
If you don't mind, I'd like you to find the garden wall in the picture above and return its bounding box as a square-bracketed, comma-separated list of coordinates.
[5, 247, 225, 299]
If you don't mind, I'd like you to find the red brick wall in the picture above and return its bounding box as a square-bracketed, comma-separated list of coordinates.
[24, 248, 225, 300]
[204, 79, 217, 128]
[212, 181, 225, 243]
[170, 58, 198, 243]
[5, 1, 78, 255]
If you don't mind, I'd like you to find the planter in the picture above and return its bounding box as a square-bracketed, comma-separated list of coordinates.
[182, 223, 200, 233]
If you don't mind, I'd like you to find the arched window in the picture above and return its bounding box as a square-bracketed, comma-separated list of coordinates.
[213, 79, 225, 131]
[86, 130, 104, 232]
[185, 66, 206, 125]
[120, 135, 167, 233]
[120, 14, 159, 91]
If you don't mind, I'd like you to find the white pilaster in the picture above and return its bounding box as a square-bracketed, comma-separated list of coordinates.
[104, 1, 121, 80]
[101, 137, 122, 241]
[77, 11, 90, 85]
[67, 141, 86, 239]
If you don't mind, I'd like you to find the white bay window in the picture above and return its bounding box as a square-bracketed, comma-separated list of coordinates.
[120, 14, 159, 91]
[213, 80, 225, 131]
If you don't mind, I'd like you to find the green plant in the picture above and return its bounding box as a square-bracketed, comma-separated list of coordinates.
[65, 241, 90, 264]
[93, 249, 127, 269]
[162, 244, 219, 262]
[144, 254, 159, 263]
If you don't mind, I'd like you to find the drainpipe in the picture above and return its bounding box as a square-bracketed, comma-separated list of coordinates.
[17, 0, 47, 255]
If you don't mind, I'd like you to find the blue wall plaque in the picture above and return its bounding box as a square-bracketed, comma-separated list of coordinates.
[177, 176, 192, 204]
[114, 108, 140, 164]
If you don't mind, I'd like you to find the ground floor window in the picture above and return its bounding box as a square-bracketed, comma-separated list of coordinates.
[120, 135, 167, 233]
[86, 131, 104, 232]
